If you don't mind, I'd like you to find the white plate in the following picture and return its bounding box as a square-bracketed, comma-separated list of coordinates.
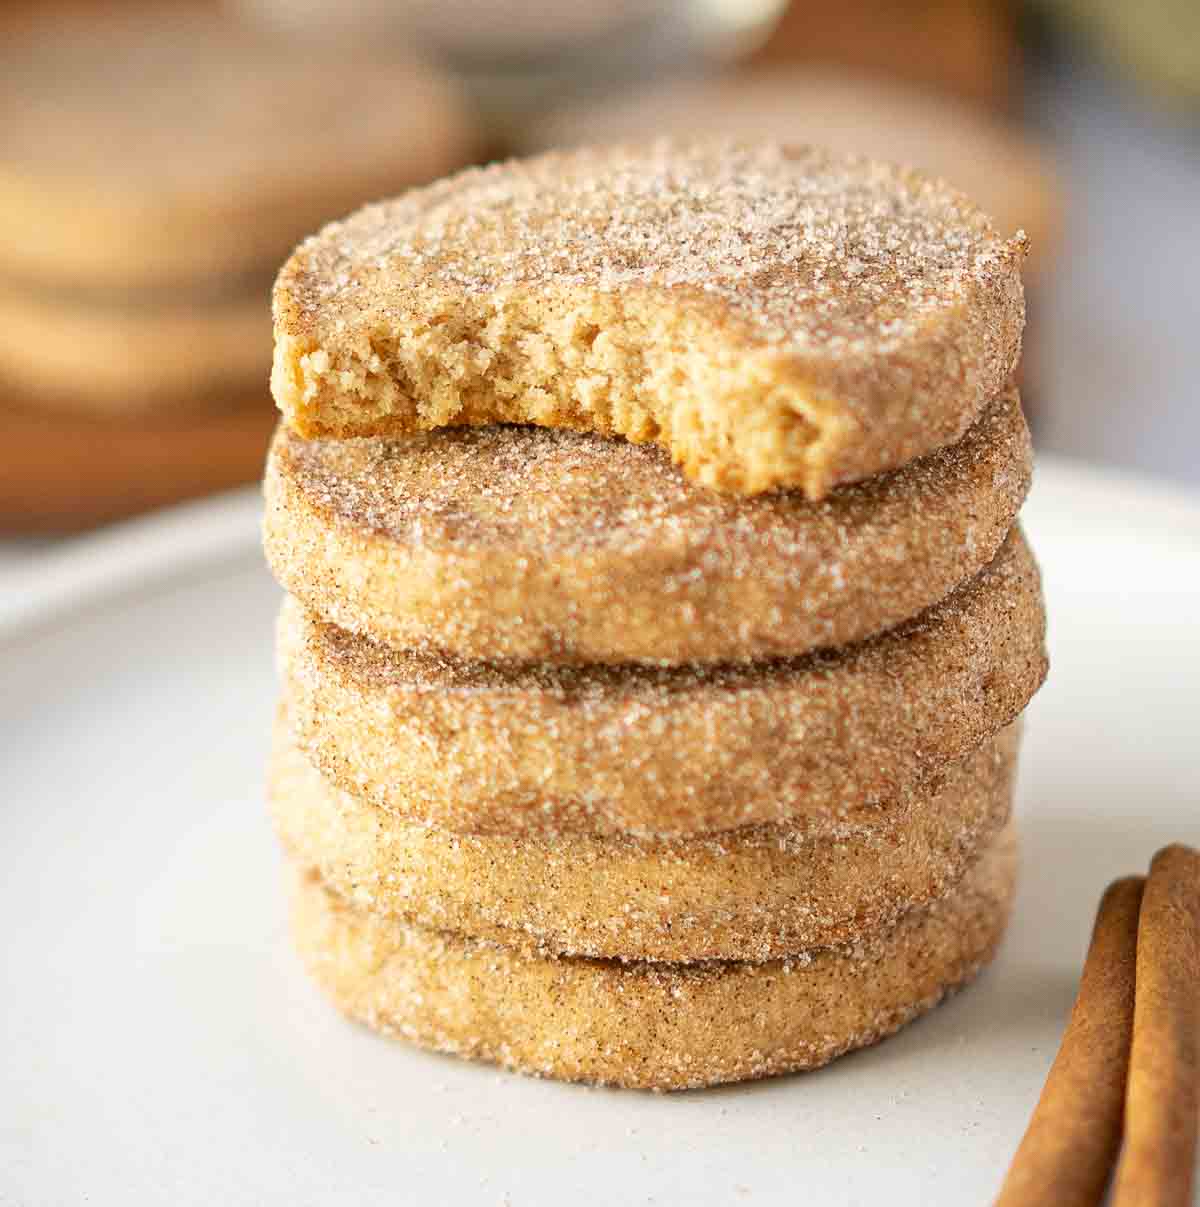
[2, 458, 1198, 1207]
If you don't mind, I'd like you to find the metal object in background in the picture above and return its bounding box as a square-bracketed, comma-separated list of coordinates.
[1036, 0, 1200, 110]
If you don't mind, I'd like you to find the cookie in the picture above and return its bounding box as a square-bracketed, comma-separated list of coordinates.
[271, 709, 1017, 961]
[0, 394, 274, 533]
[525, 69, 1059, 277]
[290, 826, 1018, 1090]
[0, 283, 268, 408]
[265, 386, 1030, 664]
[271, 141, 1026, 498]
[278, 528, 1046, 836]
[0, 9, 477, 292]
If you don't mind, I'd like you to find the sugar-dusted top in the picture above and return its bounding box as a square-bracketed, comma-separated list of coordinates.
[281, 139, 1022, 361]
[522, 69, 1058, 268]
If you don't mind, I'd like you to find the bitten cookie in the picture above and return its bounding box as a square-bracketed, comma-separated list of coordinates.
[291, 827, 1018, 1090]
[271, 711, 1017, 961]
[264, 386, 1031, 664]
[271, 140, 1026, 497]
[279, 529, 1046, 836]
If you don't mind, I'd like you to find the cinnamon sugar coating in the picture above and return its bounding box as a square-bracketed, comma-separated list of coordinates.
[264, 387, 1030, 664]
[271, 140, 1026, 498]
[278, 528, 1046, 837]
[271, 709, 1017, 961]
[522, 68, 1060, 274]
[290, 827, 1018, 1090]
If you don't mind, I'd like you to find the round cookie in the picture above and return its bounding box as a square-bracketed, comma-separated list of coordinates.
[279, 528, 1046, 836]
[291, 827, 1018, 1090]
[0, 284, 268, 408]
[265, 387, 1030, 664]
[271, 711, 1017, 961]
[271, 140, 1027, 498]
[524, 68, 1059, 277]
[0, 10, 477, 292]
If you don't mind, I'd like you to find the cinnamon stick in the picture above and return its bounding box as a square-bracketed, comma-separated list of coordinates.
[1112, 844, 1200, 1207]
[995, 876, 1144, 1207]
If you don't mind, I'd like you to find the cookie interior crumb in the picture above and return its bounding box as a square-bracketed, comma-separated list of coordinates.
[272, 140, 1026, 497]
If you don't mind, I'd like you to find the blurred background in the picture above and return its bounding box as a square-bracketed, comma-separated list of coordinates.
[0, 0, 1196, 540]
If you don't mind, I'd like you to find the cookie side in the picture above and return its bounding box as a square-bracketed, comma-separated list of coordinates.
[271, 711, 1017, 961]
[279, 528, 1047, 836]
[264, 387, 1031, 663]
[290, 827, 1018, 1090]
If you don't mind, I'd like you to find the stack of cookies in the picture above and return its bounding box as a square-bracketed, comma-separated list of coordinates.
[0, 8, 474, 530]
[262, 142, 1047, 1090]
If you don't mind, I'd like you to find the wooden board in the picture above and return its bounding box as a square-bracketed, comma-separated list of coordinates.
[749, 0, 1019, 110]
[0, 398, 276, 533]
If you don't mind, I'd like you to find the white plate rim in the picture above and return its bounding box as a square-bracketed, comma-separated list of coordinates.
[0, 485, 263, 642]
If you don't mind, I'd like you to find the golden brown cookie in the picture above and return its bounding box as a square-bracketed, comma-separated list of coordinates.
[271, 141, 1026, 498]
[0, 284, 268, 407]
[264, 387, 1030, 664]
[291, 826, 1018, 1090]
[278, 528, 1046, 837]
[0, 9, 477, 292]
[525, 69, 1059, 277]
[271, 709, 1017, 961]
